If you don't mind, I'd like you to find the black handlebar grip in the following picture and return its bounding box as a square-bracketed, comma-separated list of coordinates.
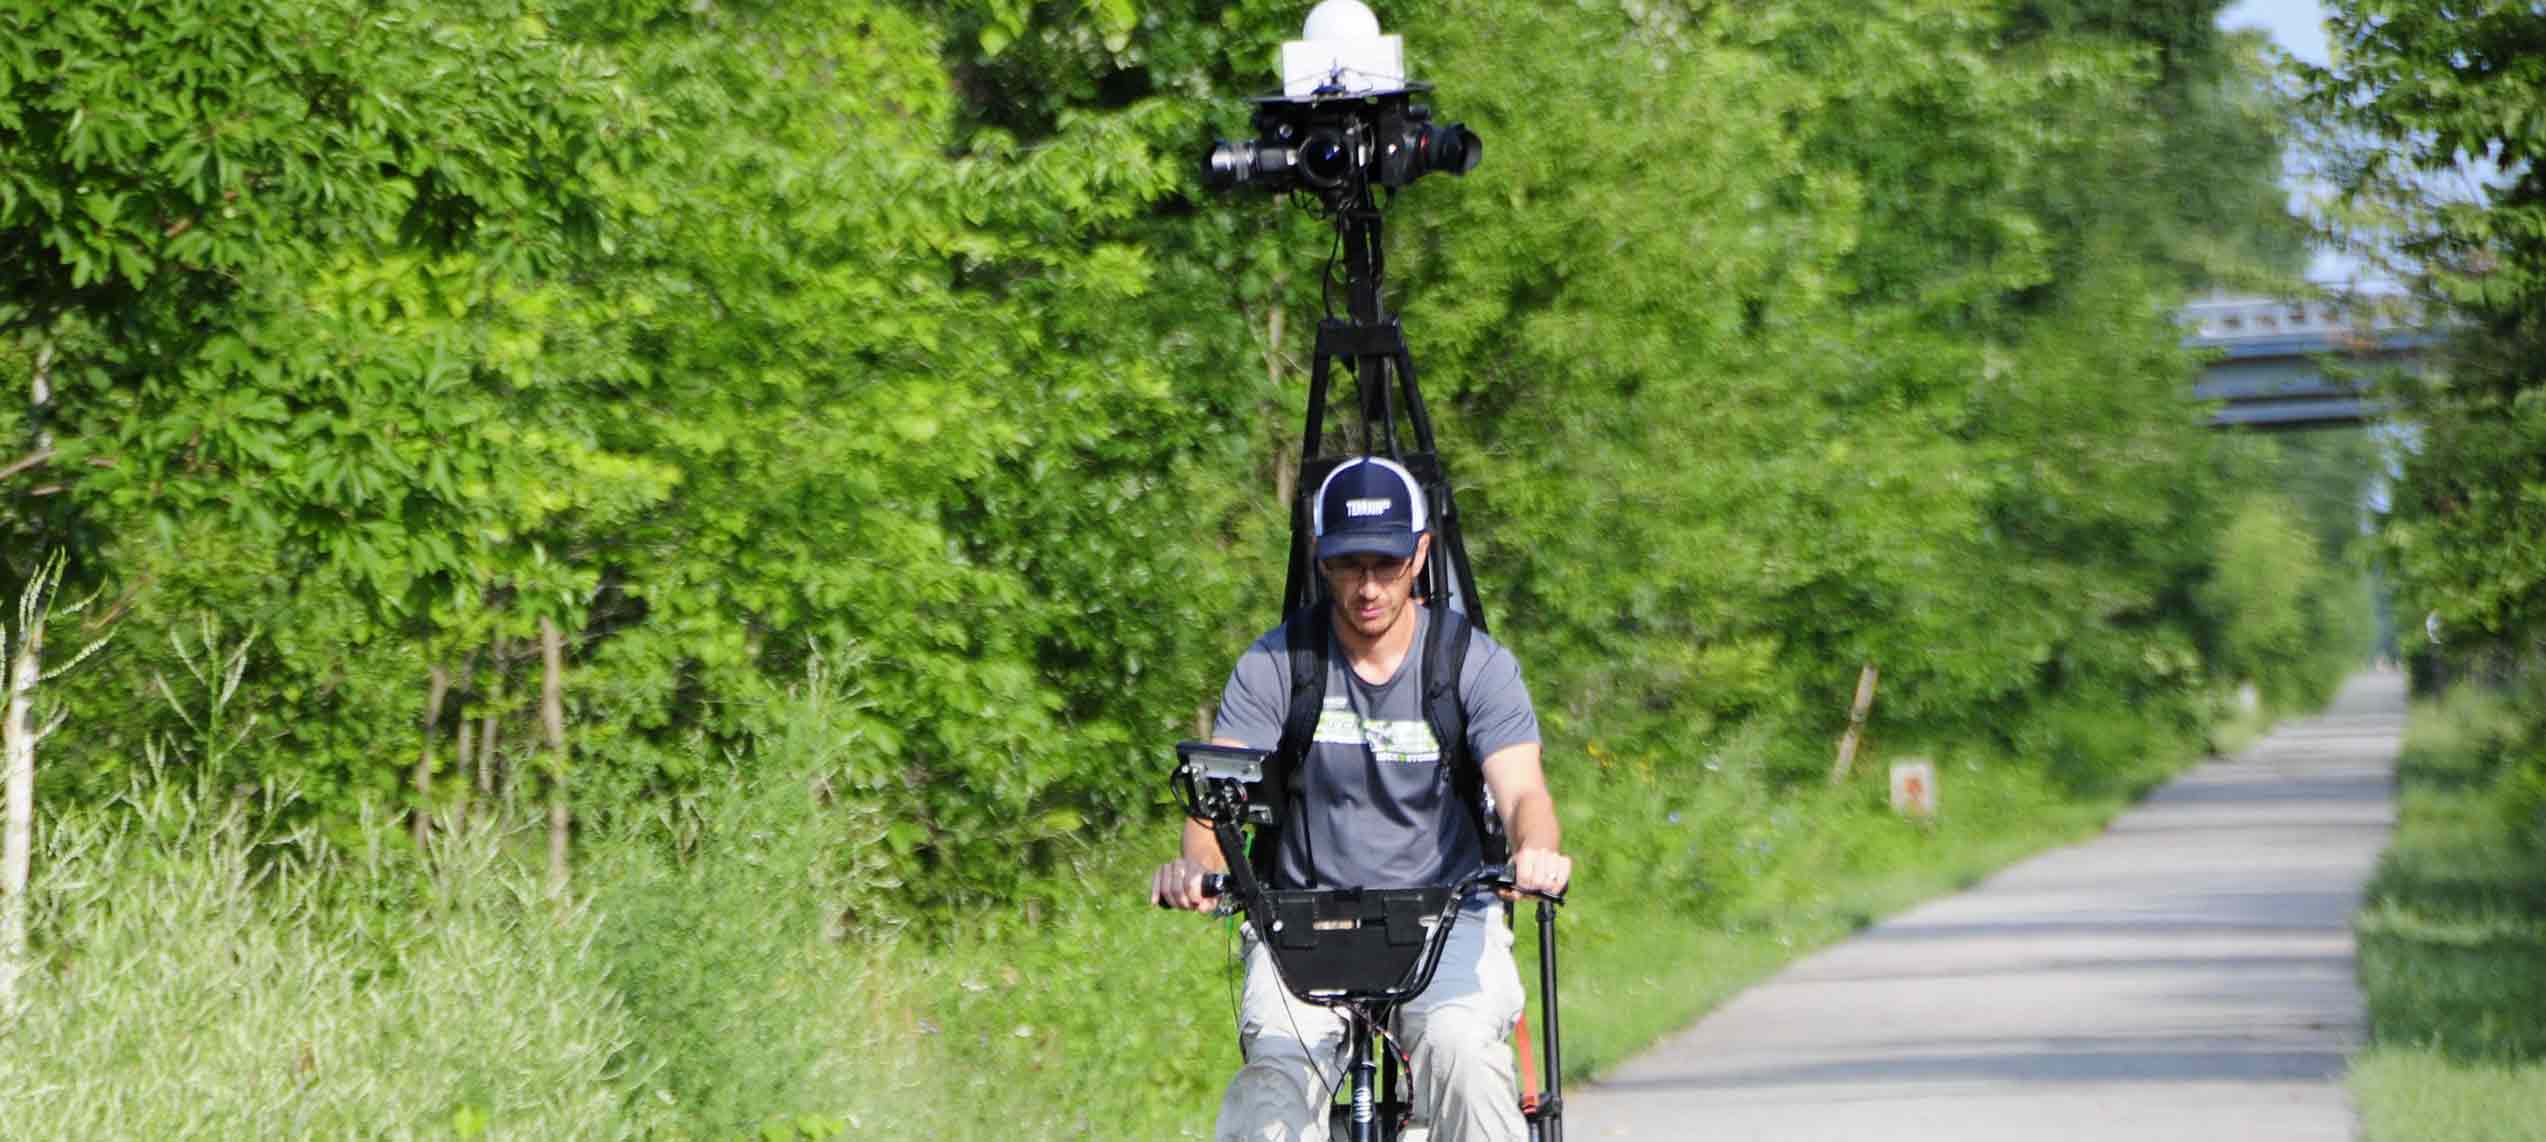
[1157, 871, 1233, 911]
[1481, 866, 1566, 906]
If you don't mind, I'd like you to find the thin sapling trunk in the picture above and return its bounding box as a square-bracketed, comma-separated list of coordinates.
[0, 552, 104, 1008]
[414, 659, 450, 850]
[0, 573, 43, 1004]
[540, 617, 569, 899]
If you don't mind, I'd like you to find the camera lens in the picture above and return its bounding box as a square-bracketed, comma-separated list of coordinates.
[1299, 129, 1354, 189]
[1204, 140, 1260, 191]
[1413, 122, 1481, 179]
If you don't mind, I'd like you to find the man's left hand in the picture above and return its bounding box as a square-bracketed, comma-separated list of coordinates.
[1509, 846, 1571, 898]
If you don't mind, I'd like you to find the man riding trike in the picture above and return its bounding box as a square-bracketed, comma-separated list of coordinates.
[1153, 457, 1574, 1142]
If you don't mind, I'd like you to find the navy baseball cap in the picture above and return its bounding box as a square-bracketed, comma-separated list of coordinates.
[1313, 456, 1428, 561]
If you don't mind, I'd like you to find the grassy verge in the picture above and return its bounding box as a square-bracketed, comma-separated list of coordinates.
[0, 789, 663, 1141]
[0, 694, 2242, 1139]
[2350, 689, 2546, 1142]
[864, 719, 2201, 1137]
[1513, 758, 2133, 1081]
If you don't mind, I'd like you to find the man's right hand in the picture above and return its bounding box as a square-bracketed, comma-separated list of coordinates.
[1151, 857, 1219, 912]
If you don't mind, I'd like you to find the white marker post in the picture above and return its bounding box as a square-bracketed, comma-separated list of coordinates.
[1890, 759, 1938, 819]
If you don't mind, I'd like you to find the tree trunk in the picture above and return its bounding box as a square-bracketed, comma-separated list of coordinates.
[29, 339, 50, 429]
[452, 678, 475, 836]
[1, 584, 42, 1007]
[28, 336, 54, 463]
[1265, 272, 1298, 510]
[1828, 662, 1882, 785]
[1274, 434, 1298, 512]
[439, 649, 479, 836]
[1, 339, 58, 488]
[413, 659, 450, 850]
[3, 337, 59, 1006]
[540, 617, 569, 900]
[479, 637, 506, 802]
[479, 713, 500, 801]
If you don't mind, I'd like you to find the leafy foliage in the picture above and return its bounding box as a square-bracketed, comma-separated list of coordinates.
[2306, 2, 2546, 667]
[1, 1, 2365, 913]
[0, 0, 2399, 1132]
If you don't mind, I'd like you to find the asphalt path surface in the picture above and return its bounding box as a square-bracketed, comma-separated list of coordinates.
[1564, 671, 2403, 1141]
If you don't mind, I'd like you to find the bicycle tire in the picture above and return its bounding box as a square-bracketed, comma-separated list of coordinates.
[1327, 1101, 1403, 1141]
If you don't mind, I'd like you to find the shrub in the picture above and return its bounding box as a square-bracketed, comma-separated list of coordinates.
[2011, 695, 2190, 798]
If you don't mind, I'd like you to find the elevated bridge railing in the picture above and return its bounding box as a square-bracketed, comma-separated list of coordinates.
[2180, 294, 2430, 430]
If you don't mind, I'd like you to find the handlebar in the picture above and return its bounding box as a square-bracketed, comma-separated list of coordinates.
[1152, 871, 1235, 913]
[1166, 867, 1565, 910]
[1466, 865, 1568, 907]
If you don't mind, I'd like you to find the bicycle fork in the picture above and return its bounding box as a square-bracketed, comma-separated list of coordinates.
[1346, 1013, 1381, 1142]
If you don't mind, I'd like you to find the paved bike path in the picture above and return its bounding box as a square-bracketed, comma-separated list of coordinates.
[1566, 672, 2403, 1140]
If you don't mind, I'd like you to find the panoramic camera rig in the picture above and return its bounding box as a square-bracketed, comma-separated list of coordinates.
[1203, 87, 1479, 199]
[1186, 18, 1572, 1139]
[1201, 1, 1488, 627]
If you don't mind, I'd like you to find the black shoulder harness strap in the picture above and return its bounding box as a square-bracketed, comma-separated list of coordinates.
[1250, 606, 1330, 883]
[1253, 604, 1505, 885]
[1425, 605, 1504, 868]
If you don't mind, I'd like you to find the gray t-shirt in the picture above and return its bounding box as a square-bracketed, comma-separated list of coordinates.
[1214, 605, 1540, 890]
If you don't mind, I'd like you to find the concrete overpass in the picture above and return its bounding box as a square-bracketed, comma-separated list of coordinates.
[2181, 293, 2433, 429]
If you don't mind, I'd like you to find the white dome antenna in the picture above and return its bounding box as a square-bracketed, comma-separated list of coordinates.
[1282, 1, 1405, 98]
[1301, 1, 1382, 42]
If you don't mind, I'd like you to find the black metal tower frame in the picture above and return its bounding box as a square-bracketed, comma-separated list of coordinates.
[1279, 186, 1489, 632]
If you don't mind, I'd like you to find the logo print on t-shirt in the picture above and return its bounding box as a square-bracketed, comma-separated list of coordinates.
[1312, 696, 1440, 764]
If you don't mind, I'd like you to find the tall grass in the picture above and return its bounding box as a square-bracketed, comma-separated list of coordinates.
[0, 672, 2266, 1139]
[0, 771, 974, 1140]
[2351, 688, 2546, 1142]
[0, 782, 651, 1140]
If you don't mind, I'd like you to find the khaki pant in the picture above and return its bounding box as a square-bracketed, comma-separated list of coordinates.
[1216, 904, 1526, 1142]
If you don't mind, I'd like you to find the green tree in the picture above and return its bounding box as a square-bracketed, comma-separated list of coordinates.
[0, 0, 626, 828]
[0, 0, 2367, 930]
[2304, 2, 2546, 662]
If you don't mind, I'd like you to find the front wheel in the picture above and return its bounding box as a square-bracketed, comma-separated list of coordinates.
[1327, 1101, 1404, 1141]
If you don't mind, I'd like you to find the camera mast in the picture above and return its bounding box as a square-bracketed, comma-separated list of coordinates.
[1201, 4, 1489, 628]
[1280, 184, 1489, 631]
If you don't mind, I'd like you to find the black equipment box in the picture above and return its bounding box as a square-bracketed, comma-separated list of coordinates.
[1263, 885, 1461, 998]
